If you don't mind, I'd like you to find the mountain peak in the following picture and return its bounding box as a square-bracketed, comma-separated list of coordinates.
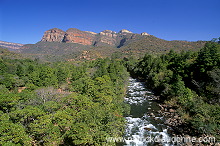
[66, 28, 81, 32]
[41, 28, 65, 42]
[99, 30, 117, 38]
[100, 30, 116, 34]
[141, 32, 150, 36]
[119, 29, 133, 34]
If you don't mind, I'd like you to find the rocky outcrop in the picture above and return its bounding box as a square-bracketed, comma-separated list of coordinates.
[41, 28, 151, 47]
[99, 30, 117, 38]
[85, 31, 97, 35]
[141, 32, 150, 36]
[119, 29, 133, 34]
[63, 28, 95, 45]
[95, 36, 117, 46]
[94, 30, 118, 46]
[41, 28, 66, 42]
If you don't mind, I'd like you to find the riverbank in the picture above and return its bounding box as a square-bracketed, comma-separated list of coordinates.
[131, 75, 219, 145]
[123, 76, 219, 145]
[157, 101, 219, 146]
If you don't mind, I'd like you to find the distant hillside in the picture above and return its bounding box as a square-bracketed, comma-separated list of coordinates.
[0, 47, 23, 59]
[0, 41, 24, 51]
[15, 28, 207, 61]
[119, 35, 206, 57]
[18, 42, 118, 61]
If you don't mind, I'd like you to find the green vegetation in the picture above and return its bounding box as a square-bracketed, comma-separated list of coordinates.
[124, 39, 220, 139]
[19, 42, 118, 62]
[0, 37, 218, 145]
[119, 36, 206, 58]
[0, 55, 129, 145]
[0, 47, 23, 59]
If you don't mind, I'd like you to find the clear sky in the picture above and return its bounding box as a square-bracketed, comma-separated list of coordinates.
[0, 0, 219, 44]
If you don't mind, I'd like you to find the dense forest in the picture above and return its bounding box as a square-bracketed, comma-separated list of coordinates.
[0, 56, 129, 145]
[124, 39, 220, 140]
[0, 39, 219, 145]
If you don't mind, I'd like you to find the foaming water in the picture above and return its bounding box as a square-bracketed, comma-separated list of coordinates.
[123, 78, 172, 146]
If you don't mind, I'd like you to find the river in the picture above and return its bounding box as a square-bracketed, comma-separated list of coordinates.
[123, 77, 172, 146]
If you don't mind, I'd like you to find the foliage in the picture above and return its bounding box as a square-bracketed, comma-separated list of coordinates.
[0, 57, 129, 145]
[119, 36, 205, 58]
[124, 40, 220, 139]
[0, 37, 218, 144]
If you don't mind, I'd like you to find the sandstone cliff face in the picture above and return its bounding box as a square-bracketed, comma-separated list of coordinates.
[41, 28, 150, 47]
[99, 30, 117, 38]
[41, 28, 66, 42]
[63, 28, 95, 45]
[94, 30, 118, 46]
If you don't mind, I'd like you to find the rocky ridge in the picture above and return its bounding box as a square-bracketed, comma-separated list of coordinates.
[41, 28, 149, 47]
[18, 27, 206, 62]
[41, 28, 66, 42]
[0, 41, 24, 50]
[63, 28, 95, 45]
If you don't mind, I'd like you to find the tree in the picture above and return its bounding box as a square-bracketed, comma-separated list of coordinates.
[0, 59, 7, 74]
[195, 42, 220, 73]
[0, 112, 32, 145]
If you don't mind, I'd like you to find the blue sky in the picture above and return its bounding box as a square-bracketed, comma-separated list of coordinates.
[0, 0, 219, 44]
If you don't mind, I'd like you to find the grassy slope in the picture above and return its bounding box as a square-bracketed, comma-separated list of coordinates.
[119, 36, 206, 57]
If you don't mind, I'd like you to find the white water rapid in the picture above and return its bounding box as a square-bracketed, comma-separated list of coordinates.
[123, 78, 172, 146]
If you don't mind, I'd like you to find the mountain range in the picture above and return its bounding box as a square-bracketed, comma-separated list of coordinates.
[1, 28, 207, 61]
[40, 28, 150, 47]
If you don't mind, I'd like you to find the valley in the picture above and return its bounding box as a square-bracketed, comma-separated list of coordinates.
[0, 28, 219, 145]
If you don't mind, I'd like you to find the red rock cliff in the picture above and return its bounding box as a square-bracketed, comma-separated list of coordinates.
[41, 28, 66, 42]
[63, 28, 95, 45]
[40, 28, 146, 47]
